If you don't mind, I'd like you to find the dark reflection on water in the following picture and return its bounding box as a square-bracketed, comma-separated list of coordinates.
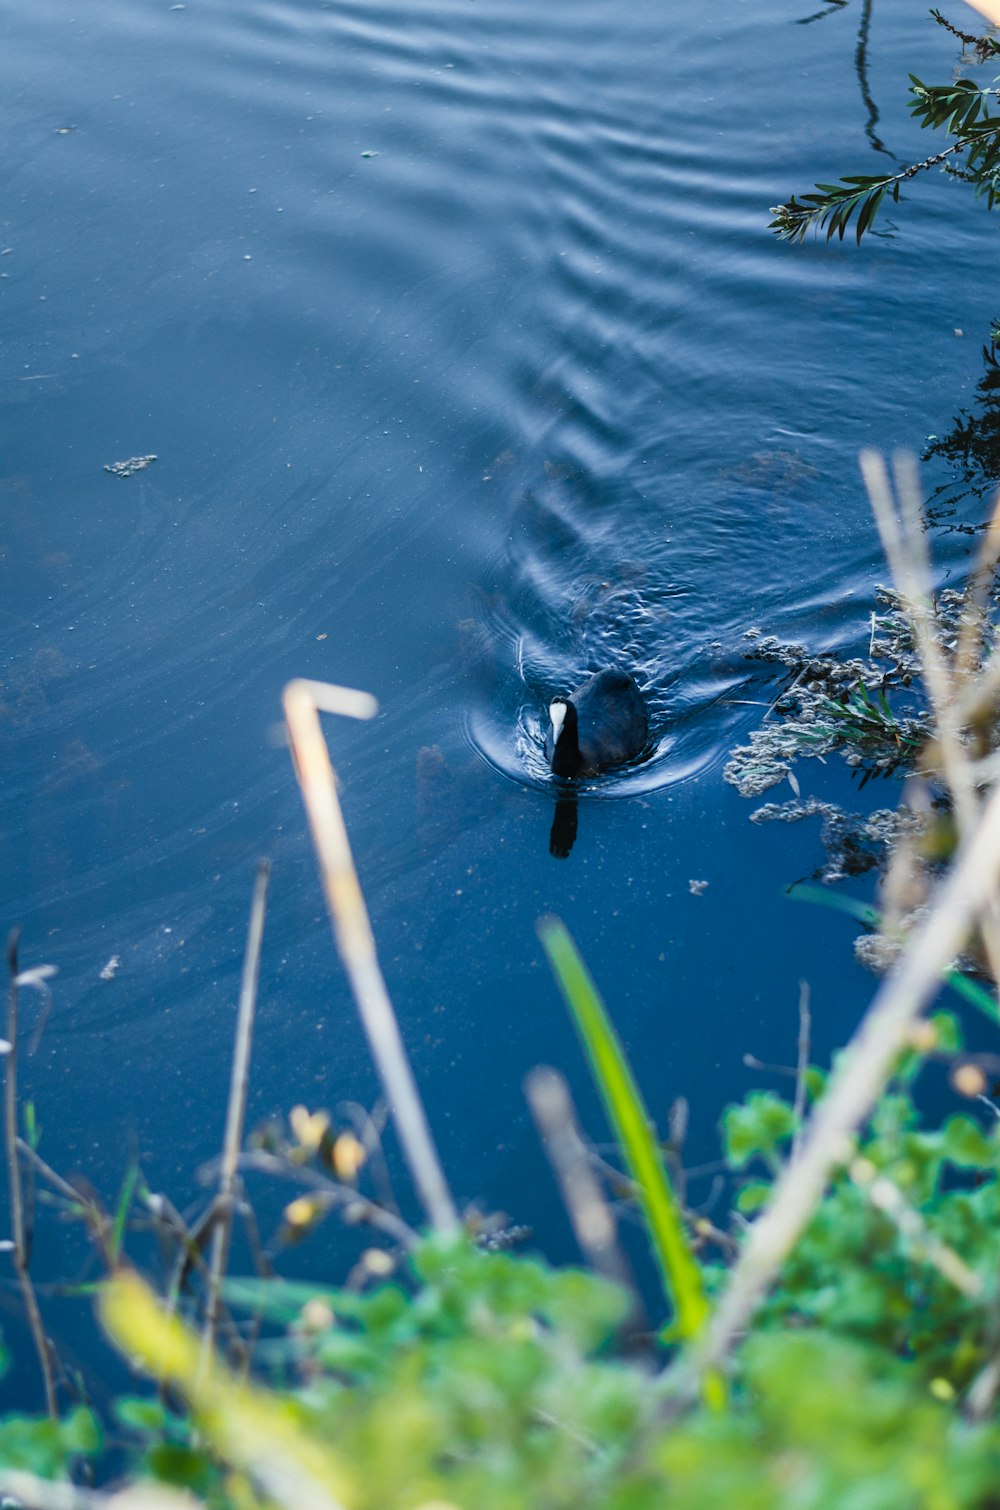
[1, 0, 998, 1405]
[549, 796, 579, 859]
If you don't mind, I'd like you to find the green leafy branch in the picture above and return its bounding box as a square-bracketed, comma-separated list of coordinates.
[770, 77, 1000, 243]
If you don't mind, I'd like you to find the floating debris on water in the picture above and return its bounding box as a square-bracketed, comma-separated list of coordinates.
[104, 455, 157, 478]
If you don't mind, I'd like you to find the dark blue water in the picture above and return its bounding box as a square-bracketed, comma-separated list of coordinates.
[1, 0, 995, 1400]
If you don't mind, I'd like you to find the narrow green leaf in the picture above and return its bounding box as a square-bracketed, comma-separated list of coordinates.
[111, 1163, 140, 1265]
[787, 885, 999, 1022]
[537, 917, 710, 1345]
[787, 883, 880, 928]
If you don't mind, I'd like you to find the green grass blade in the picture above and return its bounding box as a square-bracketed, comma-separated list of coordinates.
[787, 882, 881, 928]
[537, 916, 710, 1343]
[788, 884, 999, 1022]
[110, 1164, 140, 1266]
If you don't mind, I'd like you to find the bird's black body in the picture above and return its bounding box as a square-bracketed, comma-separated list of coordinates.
[545, 669, 649, 778]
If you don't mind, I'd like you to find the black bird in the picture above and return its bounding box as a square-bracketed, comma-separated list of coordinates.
[545, 669, 649, 778]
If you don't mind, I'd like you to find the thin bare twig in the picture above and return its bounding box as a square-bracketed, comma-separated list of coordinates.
[224, 1149, 419, 1249]
[337, 1099, 400, 1216]
[200, 859, 270, 1375]
[526, 1067, 651, 1358]
[148, 1189, 218, 1315]
[16, 1141, 118, 1271]
[5, 931, 57, 1417]
[667, 1097, 689, 1208]
[525, 1068, 639, 1297]
[283, 679, 457, 1236]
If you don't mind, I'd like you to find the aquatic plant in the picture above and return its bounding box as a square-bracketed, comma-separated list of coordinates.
[771, 12, 1000, 243]
[722, 573, 970, 800]
[724, 601, 928, 799]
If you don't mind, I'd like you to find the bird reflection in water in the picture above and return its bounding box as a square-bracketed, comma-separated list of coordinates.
[549, 794, 579, 858]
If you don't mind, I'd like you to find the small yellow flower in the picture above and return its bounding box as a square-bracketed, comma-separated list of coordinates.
[952, 1062, 988, 1099]
[284, 1195, 324, 1233]
[361, 1248, 395, 1278]
[332, 1131, 367, 1181]
[299, 1298, 335, 1333]
[289, 1104, 331, 1153]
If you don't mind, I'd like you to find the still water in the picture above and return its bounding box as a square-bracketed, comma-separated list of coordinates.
[1, 0, 995, 1396]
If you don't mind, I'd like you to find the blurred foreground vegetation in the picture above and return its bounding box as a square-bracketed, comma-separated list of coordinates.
[4, 1003, 1000, 1510]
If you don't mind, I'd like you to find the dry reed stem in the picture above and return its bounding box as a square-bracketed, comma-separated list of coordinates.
[958, 641, 1000, 728]
[200, 858, 270, 1376]
[676, 735, 1000, 1389]
[16, 1141, 118, 1270]
[5, 931, 57, 1417]
[283, 679, 457, 1236]
[861, 449, 1000, 994]
[525, 1066, 638, 1300]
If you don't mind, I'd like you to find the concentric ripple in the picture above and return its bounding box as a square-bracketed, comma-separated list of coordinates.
[464, 464, 752, 797]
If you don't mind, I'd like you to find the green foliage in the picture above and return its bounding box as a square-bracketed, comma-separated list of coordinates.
[0, 1405, 99, 1476]
[7, 932, 1000, 1508]
[770, 171, 903, 245]
[722, 1091, 798, 1172]
[657, 1330, 1000, 1510]
[102, 1197, 1000, 1510]
[112, 1242, 654, 1510]
[4, 1023, 1000, 1509]
[725, 1075, 1000, 1392]
[909, 77, 1000, 207]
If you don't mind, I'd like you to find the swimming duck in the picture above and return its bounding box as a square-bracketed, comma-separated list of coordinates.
[545, 669, 649, 778]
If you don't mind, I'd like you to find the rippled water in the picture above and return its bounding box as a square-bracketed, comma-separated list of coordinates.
[2, 0, 996, 1396]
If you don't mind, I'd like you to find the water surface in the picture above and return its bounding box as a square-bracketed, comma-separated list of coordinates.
[1, 0, 995, 1397]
